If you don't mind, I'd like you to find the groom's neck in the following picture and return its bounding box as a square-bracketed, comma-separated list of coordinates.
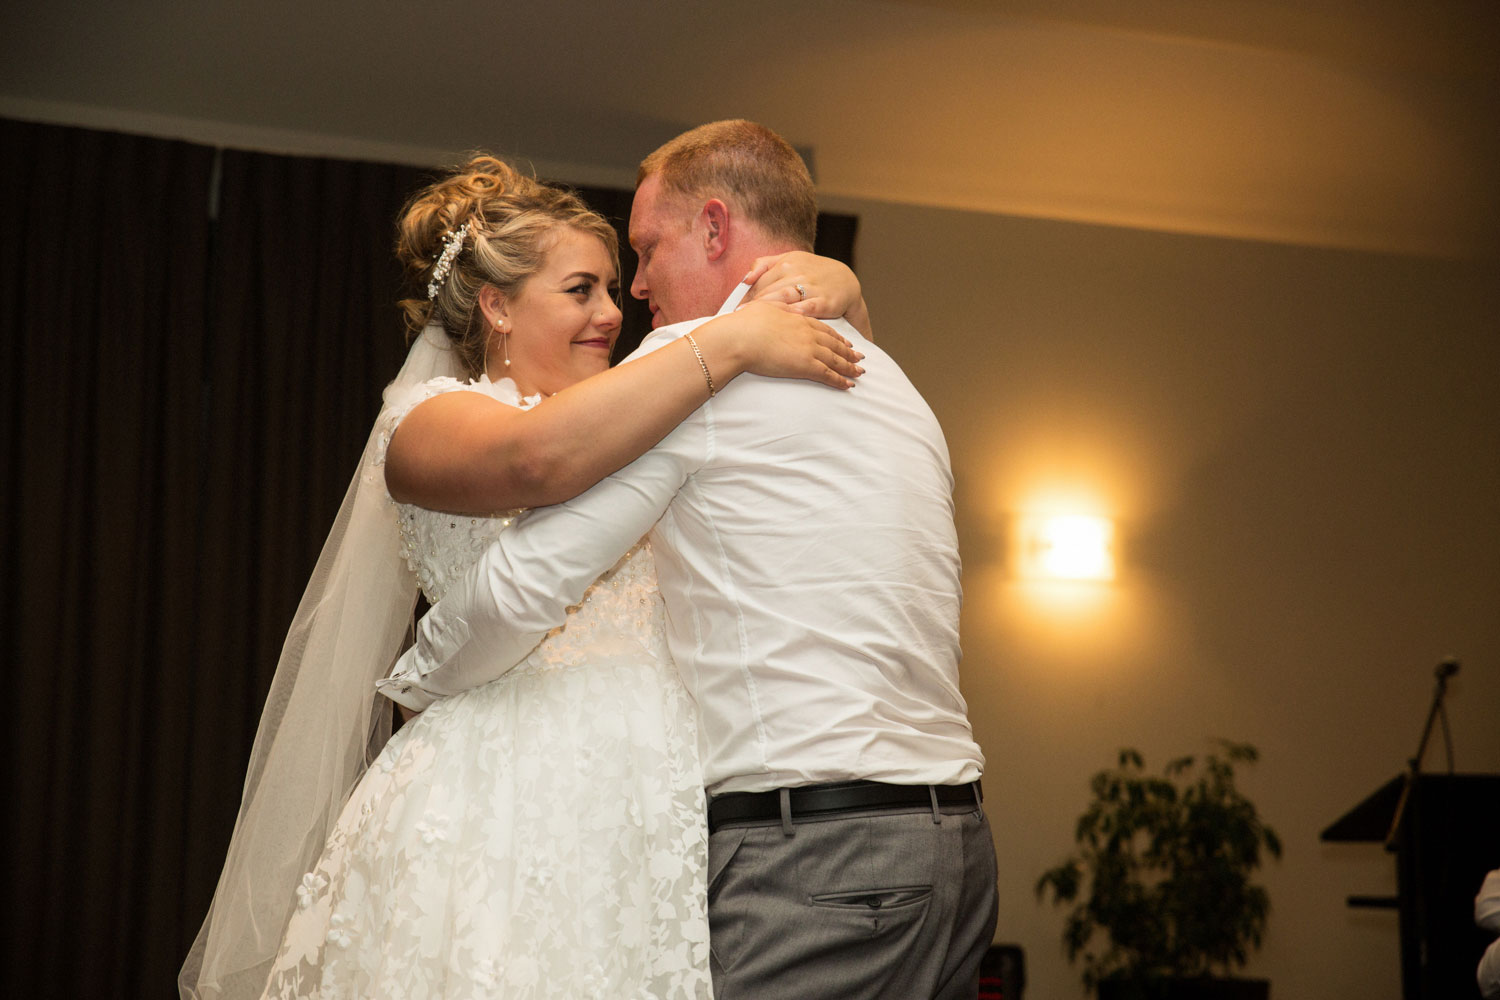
[721, 235, 806, 289]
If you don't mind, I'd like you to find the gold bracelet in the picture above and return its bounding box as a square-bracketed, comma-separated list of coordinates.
[683, 332, 717, 397]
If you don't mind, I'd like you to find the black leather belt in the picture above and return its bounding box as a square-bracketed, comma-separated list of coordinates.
[707, 779, 982, 833]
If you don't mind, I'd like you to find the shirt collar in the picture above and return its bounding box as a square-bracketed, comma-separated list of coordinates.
[716, 282, 752, 315]
[637, 284, 752, 353]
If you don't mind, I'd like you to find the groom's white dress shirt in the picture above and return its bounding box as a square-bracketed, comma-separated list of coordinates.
[383, 287, 984, 795]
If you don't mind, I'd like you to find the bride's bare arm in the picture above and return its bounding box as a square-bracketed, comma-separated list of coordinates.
[386, 296, 864, 514]
[743, 251, 873, 340]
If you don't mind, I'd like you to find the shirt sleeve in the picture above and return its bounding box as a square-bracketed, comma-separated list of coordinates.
[377, 418, 703, 710]
[1480, 870, 1500, 1000]
[1479, 869, 1500, 933]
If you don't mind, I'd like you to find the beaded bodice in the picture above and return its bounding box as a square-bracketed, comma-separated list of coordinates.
[394, 505, 522, 604]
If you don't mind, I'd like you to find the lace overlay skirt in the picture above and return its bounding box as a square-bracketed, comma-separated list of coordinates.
[263, 555, 710, 999]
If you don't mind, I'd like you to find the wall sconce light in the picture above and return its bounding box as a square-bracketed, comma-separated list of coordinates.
[1016, 514, 1116, 582]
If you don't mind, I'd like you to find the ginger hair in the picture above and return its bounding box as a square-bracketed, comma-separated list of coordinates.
[637, 120, 816, 251]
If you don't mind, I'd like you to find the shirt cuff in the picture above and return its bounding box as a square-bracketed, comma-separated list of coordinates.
[374, 613, 474, 712]
[1480, 937, 1500, 1000]
[375, 667, 438, 712]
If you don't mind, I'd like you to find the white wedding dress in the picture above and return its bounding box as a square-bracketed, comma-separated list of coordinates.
[260, 376, 712, 1000]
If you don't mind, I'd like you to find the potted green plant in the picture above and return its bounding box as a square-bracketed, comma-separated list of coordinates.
[1035, 740, 1283, 1000]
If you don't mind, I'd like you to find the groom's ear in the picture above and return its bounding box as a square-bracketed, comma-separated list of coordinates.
[700, 199, 730, 262]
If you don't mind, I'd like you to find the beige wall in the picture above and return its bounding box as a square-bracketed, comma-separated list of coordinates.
[823, 192, 1500, 997]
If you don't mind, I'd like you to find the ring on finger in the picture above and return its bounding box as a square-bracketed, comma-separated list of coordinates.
[795, 283, 806, 299]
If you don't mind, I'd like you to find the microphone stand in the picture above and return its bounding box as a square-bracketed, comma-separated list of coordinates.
[1384, 658, 1460, 850]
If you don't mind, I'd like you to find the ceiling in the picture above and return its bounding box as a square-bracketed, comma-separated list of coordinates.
[2, 0, 1497, 256]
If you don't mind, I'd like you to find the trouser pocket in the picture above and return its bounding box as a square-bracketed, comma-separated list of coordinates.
[809, 886, 933, 910]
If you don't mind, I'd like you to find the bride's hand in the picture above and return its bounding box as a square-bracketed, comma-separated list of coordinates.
[742, 251, 874, 340]
[698, 300, 865, 391]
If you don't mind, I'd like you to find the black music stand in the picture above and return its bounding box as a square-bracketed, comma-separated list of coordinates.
[1323, 662, 1500, 998]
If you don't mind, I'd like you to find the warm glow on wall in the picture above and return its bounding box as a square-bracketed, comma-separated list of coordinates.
[1017, 514, 1116, 582]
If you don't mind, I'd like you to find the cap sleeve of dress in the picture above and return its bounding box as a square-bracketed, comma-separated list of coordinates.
[372, 375, 536, 470]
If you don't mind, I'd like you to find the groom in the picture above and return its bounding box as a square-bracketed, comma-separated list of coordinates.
[386, 119, 997, 998]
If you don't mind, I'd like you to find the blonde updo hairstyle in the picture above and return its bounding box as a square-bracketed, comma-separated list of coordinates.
[397, 154, 619, 379]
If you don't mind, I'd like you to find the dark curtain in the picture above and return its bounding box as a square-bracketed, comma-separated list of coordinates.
[1, 117, 855, 999]
[2, 119, 218, 998]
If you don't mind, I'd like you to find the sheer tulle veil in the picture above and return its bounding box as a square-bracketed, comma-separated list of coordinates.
[179, 324, 462, 999]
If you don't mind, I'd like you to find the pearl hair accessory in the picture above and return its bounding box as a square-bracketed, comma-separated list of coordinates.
[427, 223, 471, 299]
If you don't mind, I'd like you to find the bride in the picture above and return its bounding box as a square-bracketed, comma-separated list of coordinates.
[179, 153, 868, 1000]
